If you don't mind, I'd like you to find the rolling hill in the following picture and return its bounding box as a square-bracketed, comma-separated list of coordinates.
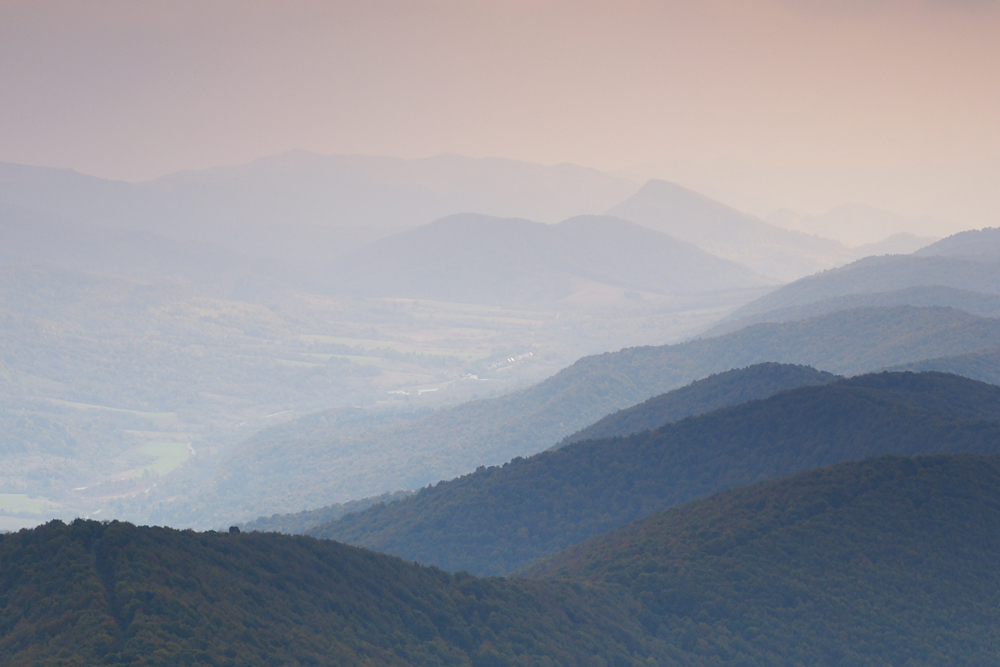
[0, 154, 640, 269]
[704, 285, 1000, 337]
[524, 453, 1000, 665]
[327, 213, 768, 304]
[607, 179, 853, 280]
[9, 454, 1000, 665]
[913, 226, 1000, 259]
[160, 305, 1000, 526]
[0, 519, 656, 666]
[723, 226, 1000, 324]
[310, 371, 1000, 575]
[893, 346, 1000, 386]
[560, 362, 839, 446]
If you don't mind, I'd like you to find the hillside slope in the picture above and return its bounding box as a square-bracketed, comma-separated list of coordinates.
[179, 305, 1000, 524]
[525, 454, 1000, 665]
[560, 363, 838, 446]
[0, 519, 654, 666]
[312, 372, 1000, 575]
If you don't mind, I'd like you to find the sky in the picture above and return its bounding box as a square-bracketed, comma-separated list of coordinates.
[1, 0, 998, 225]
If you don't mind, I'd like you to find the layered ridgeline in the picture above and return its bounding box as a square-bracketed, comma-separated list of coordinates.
[524, 454, 1000, 666]
[247, 363, 836, 534]
[894, 346, 1000, 386]
[0, 154, 640, 268]
[606, 179, 854, 280]
[705, 285, 1000, 337]
[0, 519, 655, 666]
[723, 227, 1000, 325]
[560, 362, 838, 447]
[9, 455, 1000, 665]
[327, 213, 769, 304]
[312, 372, 1000, 575]
[177, 305, 1000, 525]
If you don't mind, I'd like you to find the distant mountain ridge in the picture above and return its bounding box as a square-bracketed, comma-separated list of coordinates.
[914, 226, 1000, 259]
[608, 179, 854, 280]
[705, 285, 1000, 337]
[0, 154, 640, 267]
[727, 254, 1000, 320]
[312, 371, 1000, 575]
[328, 213, 769, 304]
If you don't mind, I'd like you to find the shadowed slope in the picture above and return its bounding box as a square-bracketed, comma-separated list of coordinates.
[0, 519, 655, 666]
[524, 454, 1000, 665]
[312, 372, 1000, 575]
[560, 362, 838, 446]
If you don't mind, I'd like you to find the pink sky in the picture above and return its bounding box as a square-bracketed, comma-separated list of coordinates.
[1, 0, 998, 222]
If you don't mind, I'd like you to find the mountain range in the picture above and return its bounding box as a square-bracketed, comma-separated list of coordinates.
[311, 371, 1000, 575]
[327, 213, 770, 305]
[607, 180, 858, 280]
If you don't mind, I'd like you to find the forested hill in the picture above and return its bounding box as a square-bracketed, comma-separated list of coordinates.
[201, 305, 1000, 519]
[561, 362, 838, 446]
[0, 520, 656, 666]
[893, 345, 1000, 387]
[524, 454, 1000, 666]
[311, 371, 1000, 576]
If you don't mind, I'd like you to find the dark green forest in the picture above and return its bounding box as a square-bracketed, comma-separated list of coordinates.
[8, 454, 1000, 665]
[560, 362, 838, 446]
[313, 371, 1000, 575]
[526, 454, 1000, 666]
[0, 519, 655, 667]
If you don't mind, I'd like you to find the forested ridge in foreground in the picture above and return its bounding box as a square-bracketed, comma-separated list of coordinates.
[0, 520, 654, 667]
[8, 454, 1000, 665]
[313, 371, 1000, 575]
[525, 454, 1000, 666]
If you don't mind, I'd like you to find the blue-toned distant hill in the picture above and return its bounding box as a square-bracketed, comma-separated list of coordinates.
[560, 362, 839, 446]
[727, 254, 1000, 321]
[892, 346, 1000, 386]
[327, 213, 769, 304]
[721, 227, 1000, 324]
[913, 226, 1000, 259]
[165, 305, 1000, 526]
[524, 453, 1000, 665]
[311, 371, 1000, 575]
[705, 285, 1000, 336]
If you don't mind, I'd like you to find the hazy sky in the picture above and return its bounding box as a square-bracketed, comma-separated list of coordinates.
[1, 0, 998, 222]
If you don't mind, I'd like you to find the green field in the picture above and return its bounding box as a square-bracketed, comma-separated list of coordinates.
[0, 493, 62, 515]
[136, 442, 191, 477]
[46, 398, 178, 424]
